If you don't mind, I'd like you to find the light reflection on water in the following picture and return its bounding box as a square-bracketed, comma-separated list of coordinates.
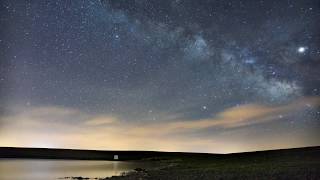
[0, 159, 146, 180]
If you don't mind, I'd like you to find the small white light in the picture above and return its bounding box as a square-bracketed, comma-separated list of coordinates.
[298, 47, 307, 53]
[114, 155, 119, 160]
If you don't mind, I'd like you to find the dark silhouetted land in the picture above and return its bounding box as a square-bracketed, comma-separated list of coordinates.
[1, 146, 320, 179]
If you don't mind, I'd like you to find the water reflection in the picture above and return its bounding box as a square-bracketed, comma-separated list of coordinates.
[0, 159, 146, 180]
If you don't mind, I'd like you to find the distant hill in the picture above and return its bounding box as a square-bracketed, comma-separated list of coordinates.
[0, 146, 319, 161]
[0, 147, 218, 160]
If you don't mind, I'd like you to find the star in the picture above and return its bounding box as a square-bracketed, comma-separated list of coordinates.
[297, 46, 307, 53]
[202, 106, 207, 110]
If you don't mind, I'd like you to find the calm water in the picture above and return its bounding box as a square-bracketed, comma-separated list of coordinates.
[0, 159, 148, 180]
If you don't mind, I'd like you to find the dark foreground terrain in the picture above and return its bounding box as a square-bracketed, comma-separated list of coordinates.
[101, 146, 320, 180]
[1, 146, 320, 179]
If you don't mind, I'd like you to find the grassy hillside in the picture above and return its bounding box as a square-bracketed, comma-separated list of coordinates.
[110, 146, 320, 179]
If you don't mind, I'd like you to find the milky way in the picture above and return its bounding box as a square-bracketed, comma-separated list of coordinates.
[0, 0, 319, 152]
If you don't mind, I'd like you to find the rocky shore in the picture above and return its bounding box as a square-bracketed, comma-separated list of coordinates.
[62, 165, 320, 180]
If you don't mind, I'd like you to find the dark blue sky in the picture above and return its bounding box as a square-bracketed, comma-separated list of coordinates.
[0, 0, 319, 152]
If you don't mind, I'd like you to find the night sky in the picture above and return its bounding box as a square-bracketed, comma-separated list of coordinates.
[0, 0, 319, 153]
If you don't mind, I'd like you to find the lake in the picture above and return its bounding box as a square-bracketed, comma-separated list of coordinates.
[0, 159, 148, 180]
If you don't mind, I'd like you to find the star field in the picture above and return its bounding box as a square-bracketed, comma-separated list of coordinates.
[0, 0, 319, 152]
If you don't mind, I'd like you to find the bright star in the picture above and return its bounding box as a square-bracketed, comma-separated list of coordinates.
[297, 46, 307, 53]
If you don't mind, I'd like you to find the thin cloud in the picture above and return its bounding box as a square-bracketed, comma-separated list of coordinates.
[84, 116, 117, 126]
[0, 96, 319, 153]
[128, 96, 320, 134]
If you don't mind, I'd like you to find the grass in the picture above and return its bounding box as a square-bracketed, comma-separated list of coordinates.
[127, 147, 320, 179]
